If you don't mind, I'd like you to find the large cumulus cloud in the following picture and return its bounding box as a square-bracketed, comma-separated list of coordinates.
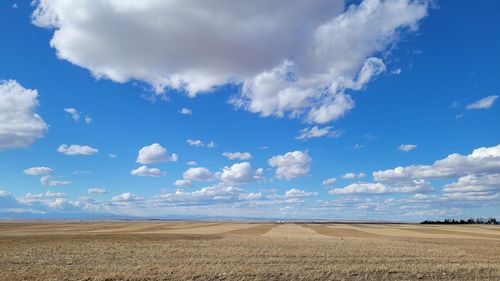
[0, 80, 48, 149]
[32, 0, 428, 123]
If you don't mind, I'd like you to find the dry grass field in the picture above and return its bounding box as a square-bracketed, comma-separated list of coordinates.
[0, 221, 499, 280]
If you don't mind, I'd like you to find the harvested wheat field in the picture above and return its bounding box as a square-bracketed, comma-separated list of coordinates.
[0, 221, 499, 280]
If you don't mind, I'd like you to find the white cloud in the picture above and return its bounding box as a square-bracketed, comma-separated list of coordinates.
[154, 184, 245, 205]
[441, 192, 500, 202]
[220, 162, 263, 184]
[238, 192, 262, 200]
[0, 191, 22, 209]
[179, 107, 192, 115]
[443, 174, 500, 194]
[341, 172, 366, 179]
[269, 151, 311, 180]
[285, 189, 317, 198]
[368, 144, 500, 202]
[23, 191, 66, 201]
[0, 80, 48, 149]
[112, 192, 143, 203]
[109, 153, 118, 158]
[295, 126, 342, 140]
[304, 92, 357, 124]
[72, 170, 91, 175]
[392, 68, 402, 75]
[187, 139, 204, 147]
[329, 180, 432, 195]
[330, 182, 388, 194]
[399, 144, 417, 152]
[174, 179, 192, 188]
[222, 152, 252, 160]
[170, 153, 179, 162]
[8, 191, 84, 212]
[466, 95, 498, 110]
[64, 107, 92, 124]
[64, 107, 80, 121]
[260, 188, 277, 193]
[373, 166, 413, 182]
[186, 139, 215, 148]
[322, 177, 337, 186]
[57, 144, 98, 156]
[24, 167, 70, 187]
[166, 163, 265, 203]
[16, 191, 76, 211]
[136, 143, 177, 164]
[32, 0, 428, 124]
[87, 188, 108, 194]
[234, 0, 426, 124]
[40, 175, 71, 186]
[373, 144, 500, 182]
[186, 160, 198, 166]
[403, 208, 462, 218]
[24, 166, 53, 176]
[183, 167, 215, 182]
[470, 145, 500, 158]
[130, 165, 166, 177]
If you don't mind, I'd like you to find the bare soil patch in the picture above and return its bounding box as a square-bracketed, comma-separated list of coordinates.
[0, 222, 499, 280]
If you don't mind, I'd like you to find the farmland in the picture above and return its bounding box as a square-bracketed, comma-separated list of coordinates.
[0, 221, 499, 280]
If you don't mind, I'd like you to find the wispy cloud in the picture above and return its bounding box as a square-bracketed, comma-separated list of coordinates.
[179, 107, 193, 115]
[466, 95, 498, 110]
[399, 144, 417, 152]
[295, 126, 342, 140]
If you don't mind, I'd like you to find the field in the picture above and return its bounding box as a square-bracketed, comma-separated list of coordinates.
[0, 221, 499, 280]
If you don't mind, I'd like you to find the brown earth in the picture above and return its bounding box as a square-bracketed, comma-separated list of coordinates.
[0, 221, 499, 280]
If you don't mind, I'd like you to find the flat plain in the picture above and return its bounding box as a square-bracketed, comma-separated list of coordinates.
[0, 221, 499, 280]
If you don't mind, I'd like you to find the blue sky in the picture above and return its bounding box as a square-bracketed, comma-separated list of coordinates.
[0, 0, 499, 221]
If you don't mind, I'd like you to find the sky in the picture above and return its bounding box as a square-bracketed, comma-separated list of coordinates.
[0, 0, 499, 221]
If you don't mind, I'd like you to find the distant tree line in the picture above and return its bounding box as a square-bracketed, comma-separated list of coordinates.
[421, 217, 498, 224]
